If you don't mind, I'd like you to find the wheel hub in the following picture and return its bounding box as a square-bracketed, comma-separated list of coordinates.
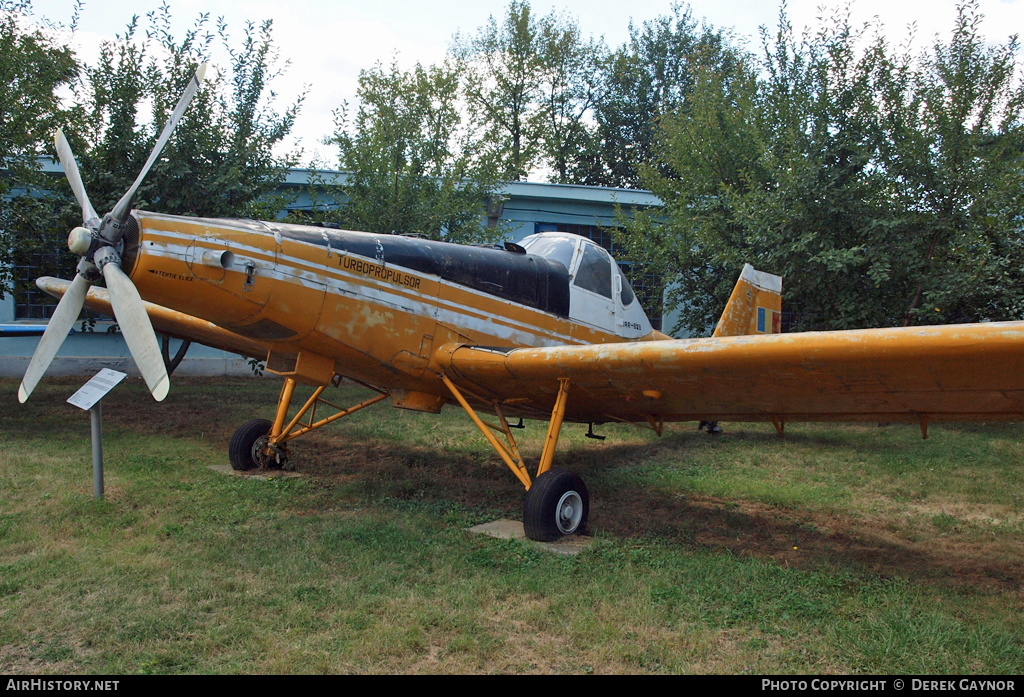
[555, 490, 583, 534]
[251, 435, 285, 469]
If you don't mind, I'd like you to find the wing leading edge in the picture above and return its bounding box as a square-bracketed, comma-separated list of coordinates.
[434, 322, 1024, 426]
[36, 277, 266, 360]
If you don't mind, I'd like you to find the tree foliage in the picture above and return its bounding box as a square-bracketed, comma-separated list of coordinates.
[0, 0, 79, 300]
[0, 1, 302, 312]
[620, 1, 1024, 335]
[534, 10, 606, 184]
[451, 0, 545, 181]
[75, 3, 303, 220]
[586, 2, 740, 189]
[326, 58, 503, 243]
[876, 4, 1024, 325]
[452, 0, 606, 183]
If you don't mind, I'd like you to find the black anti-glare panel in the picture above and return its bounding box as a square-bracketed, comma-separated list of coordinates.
[276, 224, 571, 318]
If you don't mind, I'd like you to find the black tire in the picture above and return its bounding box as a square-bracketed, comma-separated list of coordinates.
[523, 469, 589, 542]
[229, 419, 273, 471]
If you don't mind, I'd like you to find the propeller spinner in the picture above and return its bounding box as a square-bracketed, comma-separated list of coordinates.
[18, 64, 208, 403]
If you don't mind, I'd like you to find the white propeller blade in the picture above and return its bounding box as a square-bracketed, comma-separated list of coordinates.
[101, 262, 169, 401]
[18, 273, 90, 403]
[110, 63, 208, 224]
[54, 130, 99, 224]
[23, 65, 205, 401]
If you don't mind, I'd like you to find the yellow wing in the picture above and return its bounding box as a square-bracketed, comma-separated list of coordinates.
[36, 277, 266, 360]
[433, 322, 1024, 426]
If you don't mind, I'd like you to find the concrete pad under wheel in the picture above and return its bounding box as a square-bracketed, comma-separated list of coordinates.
[467, 518, 591, 556]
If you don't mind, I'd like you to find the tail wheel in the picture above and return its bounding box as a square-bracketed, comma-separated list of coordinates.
[523, 469, 589, 541]
[229, 419, 275, 471]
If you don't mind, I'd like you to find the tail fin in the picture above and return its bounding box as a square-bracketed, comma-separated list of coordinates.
[712, 264, 783, 337]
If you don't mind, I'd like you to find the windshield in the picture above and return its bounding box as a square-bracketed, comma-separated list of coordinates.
[519, 234, 576, 272]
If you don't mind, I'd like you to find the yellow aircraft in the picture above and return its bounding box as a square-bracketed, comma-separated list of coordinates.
[19, 66, 1024, 541]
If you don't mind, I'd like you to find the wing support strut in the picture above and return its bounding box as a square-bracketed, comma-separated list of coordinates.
[440, 373, 532, 489]
[265, 377, 389, 456]
[440, 374, 574, 491]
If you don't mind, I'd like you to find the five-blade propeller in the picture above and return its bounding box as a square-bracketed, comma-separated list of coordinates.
[18, 63, 208, 404]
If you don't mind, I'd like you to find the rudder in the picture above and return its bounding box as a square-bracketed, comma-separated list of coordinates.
[712, 264, 783, 337]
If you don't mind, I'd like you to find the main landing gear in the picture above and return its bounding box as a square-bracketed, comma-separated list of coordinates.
[230, 375, 597, 542]
[228, 377, 388, 472]
[523, 469, 589, 541]
[441, 374, 592, 541]
[229, 418, 277, 470]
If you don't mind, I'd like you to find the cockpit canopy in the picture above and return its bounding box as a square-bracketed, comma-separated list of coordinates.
[520, 232, 652, 339]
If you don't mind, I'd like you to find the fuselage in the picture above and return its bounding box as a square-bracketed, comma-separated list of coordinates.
[124, 211, 663, 410]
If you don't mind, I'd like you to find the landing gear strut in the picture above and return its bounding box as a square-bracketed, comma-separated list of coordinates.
[229, 377, 388, 471]
[442, 374, 591, 542]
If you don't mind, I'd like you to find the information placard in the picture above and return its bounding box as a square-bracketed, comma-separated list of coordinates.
[67, 369, 127, 410]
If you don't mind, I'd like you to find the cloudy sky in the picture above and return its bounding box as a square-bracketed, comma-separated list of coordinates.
[24, 0, 1023, 166]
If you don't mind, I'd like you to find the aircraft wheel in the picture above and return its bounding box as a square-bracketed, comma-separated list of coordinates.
[229, 418, 274, 471]
[523, 469, 589, 541]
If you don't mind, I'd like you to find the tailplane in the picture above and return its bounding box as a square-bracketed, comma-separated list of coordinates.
[713, 264, 783, 337]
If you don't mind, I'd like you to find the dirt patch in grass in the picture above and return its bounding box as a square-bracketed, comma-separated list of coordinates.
[599, 491, 1024, 591]
[286, 429, 1024, 593]
[0, 638, 92, 675]
[271, 433, 1024, 593]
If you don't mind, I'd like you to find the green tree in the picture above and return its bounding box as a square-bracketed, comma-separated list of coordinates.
[616, 49, 766, 333]
[453, 1, 608, 184]
[76, 3, 303, 220]
[2, 1, 301, 317]
[535, 10, 606, 184]
[586, 2, 740, 188]
[0, 0, 80, 302]
[327, 58, 502, 243]
[451, 0, 545, 180]
[622, 1, 1023, 335]
[876, 1, 1024, 325]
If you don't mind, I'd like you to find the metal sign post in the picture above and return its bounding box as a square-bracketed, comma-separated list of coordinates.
[68, 369, 127, 499]
[90, 401, 103, 498]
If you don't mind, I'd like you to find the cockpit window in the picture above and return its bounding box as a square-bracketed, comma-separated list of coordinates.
[519, 235, 576, 272]
[574, 244, 612, 298]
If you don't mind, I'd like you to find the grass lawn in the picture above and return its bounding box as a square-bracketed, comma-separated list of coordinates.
[1, 376, 1022, 674]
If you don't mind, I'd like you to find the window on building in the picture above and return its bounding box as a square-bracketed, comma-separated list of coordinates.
[11, 249, 75, 320]
[10, 249, 108, 323]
